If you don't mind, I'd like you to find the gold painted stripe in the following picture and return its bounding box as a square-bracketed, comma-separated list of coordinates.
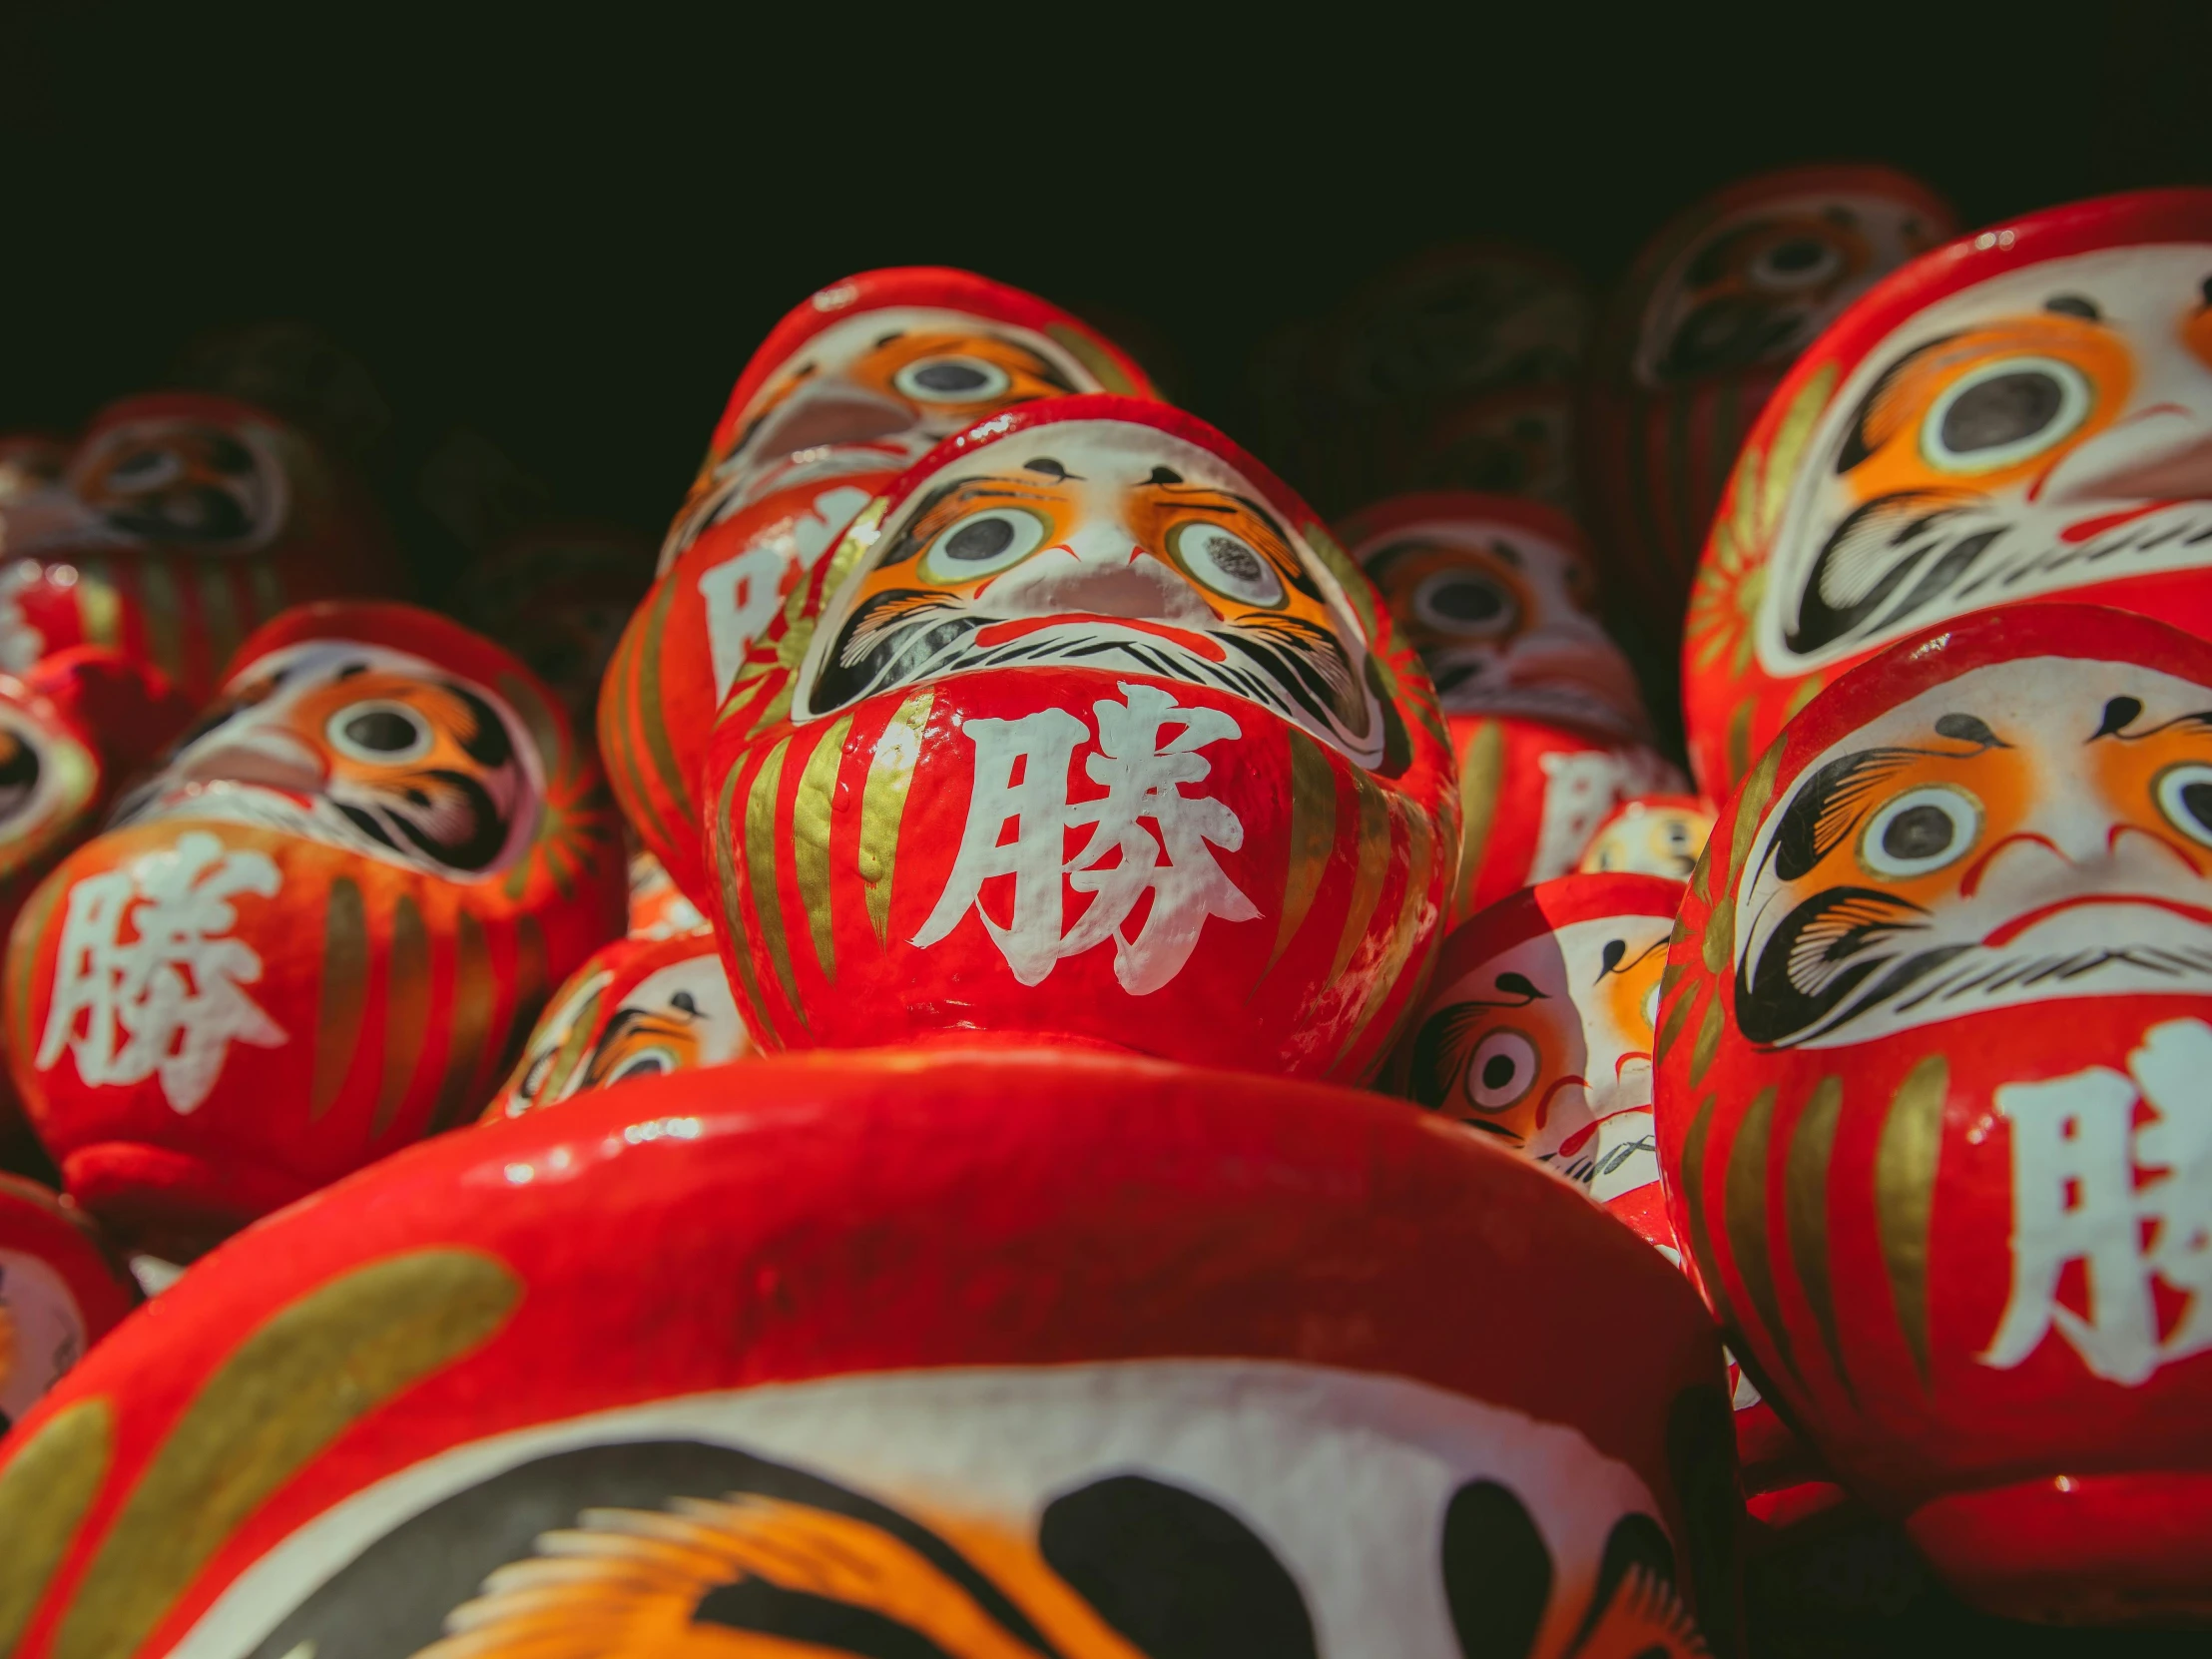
[1678, 1093, 1741, 1338]
[791, 713, 851, 980]
[1786, 1074, 1853, 1399]
[197, 564, 245, 684]
[746, 681, 795, 740]
[1328, 773, 1393, 984]
[309, 876, 369, 1121]
[135, 561, 185, 682]
[1047, 320, 1136, 395]
[1267, 728, 1338, 972]
[1451, 719, 1504, 920]
[1728, 741, 1783, 890]
[745, 738, 805, 1023]
[857, 689, 933, 948]
[1335, 800, 1433, 1067]
[1724, 1085, 1797, 1384]
[0, 1398, 112, 1652]
[1700, 880, 1733, 976]
[1687, 992, 1725, 1088]
[52, 1252, 517, 1659]
[632, 571, 693, 847]
[1877, 1054, 1947, 1388]
[714, 759, 778, 1046]
[1725, 701, 1754, 795]
[1654, 979, 1698, 1068]
[428, 910, 494, 1132]
[540, 973, 605, 1106]
[74, 558, 122, 649]
[371, 894, 431, 1139]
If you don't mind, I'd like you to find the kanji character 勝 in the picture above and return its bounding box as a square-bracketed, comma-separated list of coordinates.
[36, 830, 287, 1114]
[1982, 1017, 2212, 1386]
[915, 682, 1260, 994]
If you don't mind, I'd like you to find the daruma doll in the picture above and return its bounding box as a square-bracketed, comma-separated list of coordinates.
[0, 1173, 135, 1436]
[1342, 491, 1682, 924]
[600, 268, 1154, 905]
[1584, 165, 1955, 626]
[1657, 602, 2212, 1622]
[701, 395, 1457, 1082]
[1684, 187, 2212, 797]
[1579, 794, 1718, 882]
[0, 392, 406, 701]
[480, 929, 748, 1121]
[0, 1050, 1739, 1657]
[5, 601, 626, 1258]
[1392, 872, 1683, 1248]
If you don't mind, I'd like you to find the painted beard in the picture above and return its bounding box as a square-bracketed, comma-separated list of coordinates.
[809, 593, 1384, 769]
[1779, 492, 2212, 665]
[113, 767, 524, 880]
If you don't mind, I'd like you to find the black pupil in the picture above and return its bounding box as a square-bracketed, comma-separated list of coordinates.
[911, 359, 990, 393]
[2181, 780, 2212, 830]
[1883, 803, 1957, 861]
[342, 708, 422, 754]
[944, 515, 1017, 562]
[1431, 579, 1505, 623]
[1203, 536, 1264, 583]
[1481, 1053, 1518, 1091]
[1766, 237, 1828, 274]
[1940, 370, 2063, 453]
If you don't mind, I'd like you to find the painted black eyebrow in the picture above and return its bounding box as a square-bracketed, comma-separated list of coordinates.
[2090, 697, 2212, 742]
[1836, 333, 1963, 473]
[1489, 539, 1523, 567]
[1763, 720, 2003, 882]
[875, 475, 1067, 567]
[1594, 934, 1667, 985]
[2043, 294, 2101, 321]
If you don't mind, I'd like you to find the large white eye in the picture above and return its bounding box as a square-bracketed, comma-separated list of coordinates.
[1412, 568, 1518, 639]
[2155, 763, 2212, 849]
[892, 355, 1012, 404]
[1922, 355, 2092, 473]
[1462, 1028, 1540, 1114]
[1171, 522, 1285, 606]
[1860, 785, 1980, 878]
[326, 700, 434, 765]
[918, 507, 1051, 584]
[1748, 233, 1845, 292]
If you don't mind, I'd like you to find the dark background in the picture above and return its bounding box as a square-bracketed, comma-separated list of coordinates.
[8, 1, 2211, 555]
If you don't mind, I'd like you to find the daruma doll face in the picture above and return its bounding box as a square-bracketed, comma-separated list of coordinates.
[1658, 602, 2212, 1621]
[5, 602, 625, 1258]
[702, 395, 1457, 1081]
[1686, 188, 2212, 797]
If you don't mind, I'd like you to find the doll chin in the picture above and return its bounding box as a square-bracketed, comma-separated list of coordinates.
[1904, 1470, 2212, 1626]
[59, 1141, 317, 1263]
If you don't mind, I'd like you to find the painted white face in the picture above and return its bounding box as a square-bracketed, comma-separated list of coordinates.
[169, 1360, 1713, 1659]
[1358, 512, 1646, 738]
[579, 951, 748, 1091]
[1, 414, 290, 559]
[1735, 656, 2212, 1049]
[1579, 800, 1716, 881]
[1634, 189, 1941, 389]
[1758, 244, 2212, 675]
[112, 641, 544, 879]
[1406, 915, 1671, 1202]
[795, 421, 1387, 767]
[664, 307, 1105, 566]
[0, 1249, 88, 1432]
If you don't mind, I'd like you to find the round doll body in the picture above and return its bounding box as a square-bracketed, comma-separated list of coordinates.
[1658, 603, 2212, 1623]
[701, 397, 1457, 1082]
[0, 1173, 135, 1435]
[600, 270, 1154, 906]
[481, 930, 748, 1121]
[0, 1050, 1738, 1658]
[1341, 493, 1682, 924]
[1579, 794, 1718, 881]
[4, 603, 626, 1258]
[1685, 187, 2212, 797]
[1586, 166, 1956, 624]
[0, 393, 406, 701]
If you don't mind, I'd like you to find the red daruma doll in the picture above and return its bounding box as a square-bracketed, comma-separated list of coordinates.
[0, 1054, 1739, 1657]
[1658, 602, 2212, 1622]
[1342, 491, 1683, 924]
[601, 268, 1155, 905]
[5, 602, 626, 1258]
[0, 392, 406, 701]
[702, 395, 1456, 1080]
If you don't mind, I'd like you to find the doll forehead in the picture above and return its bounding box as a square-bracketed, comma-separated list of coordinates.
[1784, 655, 2212, 787]
[229, 638, 457, 693]
[755, 307, 1084, 391]
[1645, 188, 1928, 300]
[1834, 244, 2212, 373]
[899, 420, 1272, 508]
[1365, 518, 1573, 569]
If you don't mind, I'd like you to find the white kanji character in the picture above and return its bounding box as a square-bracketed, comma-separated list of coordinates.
[697, 483, 873, 699]
[36, 830, 287, 1114]
[1531, 747, 1680, 881]
[1981, 1018, 2212, 1385]
[914, 682, 1259, 993]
